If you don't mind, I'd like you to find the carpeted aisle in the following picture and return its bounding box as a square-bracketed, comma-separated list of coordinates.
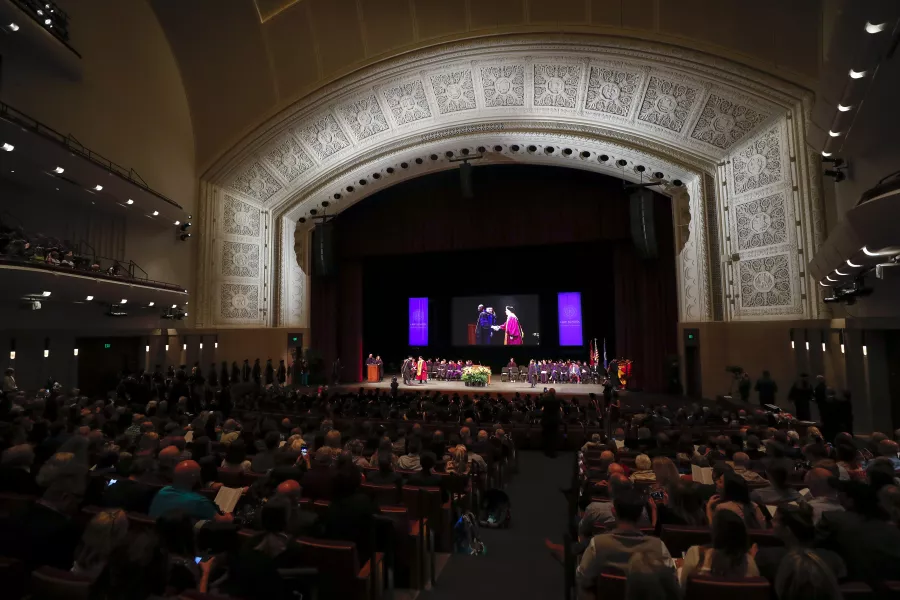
[422, 451, 571, 600]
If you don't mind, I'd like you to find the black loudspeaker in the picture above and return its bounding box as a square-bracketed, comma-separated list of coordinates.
[460, 162, 473, 199]
[629, 188, 658, 259]
[311, 222, 335, 277]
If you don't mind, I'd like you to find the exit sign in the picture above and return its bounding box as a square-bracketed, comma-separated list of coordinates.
[104, 343, 111, 349]
[292, 337, 298, 342]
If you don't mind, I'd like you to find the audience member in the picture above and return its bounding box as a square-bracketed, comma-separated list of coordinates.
[72, 508, 130, 579]
[0, 443, 41, 495]
[750, 458, 801, 505]
[630, 454, 655, 482]
[774, 549, 843, 600]
[149, 460, 228, 521]
[679, 509, 759, 586]
[754, 503, 845, 584]
[624, 551, 681, 600]
[802, 467, 843, 524]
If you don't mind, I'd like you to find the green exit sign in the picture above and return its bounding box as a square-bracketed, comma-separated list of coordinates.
[292, 337, 298, 342]
[688, 334, 694, 340]
[104, 343, 111, 349]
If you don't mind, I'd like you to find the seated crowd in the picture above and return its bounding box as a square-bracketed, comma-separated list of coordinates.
[0, 372, 515, 599]
[560, 416, 900, 599]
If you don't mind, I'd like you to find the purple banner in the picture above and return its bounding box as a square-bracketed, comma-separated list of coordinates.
[408, 297, 429, 346]
[557, 292, 583, 346]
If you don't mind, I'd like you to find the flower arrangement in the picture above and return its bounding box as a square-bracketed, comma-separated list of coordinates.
[461, 365, 491, 386]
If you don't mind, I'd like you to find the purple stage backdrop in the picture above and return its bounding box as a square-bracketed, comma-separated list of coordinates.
[408, 297, 429, 346]
[557, 292, 584, 346]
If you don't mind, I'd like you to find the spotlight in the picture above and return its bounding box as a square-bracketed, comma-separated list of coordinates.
[865, 22, 886, 34]
[837, 104, 852, 112]
[846, 259, 862, 268]
[215, 342, 218, 349]
[805, 341, 810, 350]
[172, 305, 177, 309]
[94, 185, 103, 191]
[148, 302, 155, 307]
[85, 295, 93, 301]
[126, 199, 133, 205]
[863, 345, 868, 356]
[41, 291, 51, 297]
[9, 351, 14, 360]
[180, 233, 191, 241]
[828, 130, 841, 137]
[37, 9, 43, 15]
[322, 200, 330, 208]
[2, 143, 14, 151]
[822, 342, 826, 352]
[184, 312, 188, 317]
[74, 348, 79, 356]
[835, 269, 848, 276]
[174, 221, 180, 226]
[188, 215, 192, 219]
[822, 151, 832, 157]
[183, 343, 187, 350]
[145, 345, 149, 353]
[840, 343, 845, 354]
[849, 69, 866, 79]
[200, 342, 203, 350]
[120, 299, 127, 304]
[54, 166, 64, 173]
[152, 211, 159, 216]
[44, 18, 50, 25]
[165, 344, 169, 351]
[43, 349, 49, 358]
[9, 23, 19, 31]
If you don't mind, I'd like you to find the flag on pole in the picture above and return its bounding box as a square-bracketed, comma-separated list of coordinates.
[602, 337, 608, 369]
[588, 339, 595, 366]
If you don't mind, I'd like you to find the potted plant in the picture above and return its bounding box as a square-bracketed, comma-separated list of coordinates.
[462, 365, 490, 387]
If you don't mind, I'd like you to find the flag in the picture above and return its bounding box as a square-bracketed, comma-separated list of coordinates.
[588, 339, 595, 366]
[602, 337, 608, 369]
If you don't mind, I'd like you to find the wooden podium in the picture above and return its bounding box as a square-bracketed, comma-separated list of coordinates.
[467, 324, 477, 345]
[367, 364, 379, 382]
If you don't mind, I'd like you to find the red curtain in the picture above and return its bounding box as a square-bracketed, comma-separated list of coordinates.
[613, 195, 679, 392]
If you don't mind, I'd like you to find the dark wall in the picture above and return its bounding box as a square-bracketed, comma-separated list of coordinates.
[311, 165, 678, 391]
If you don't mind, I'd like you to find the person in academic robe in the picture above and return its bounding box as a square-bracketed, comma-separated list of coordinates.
[540, 361, 549, 384]
[365, 354, 375, 369]
[231, 362, 241, 384]
[375, 356, 384, 381]
[241, 359, 251, 382]
[252, 359, 262, 384]
[415, 356, 427, 384]
[570, 362, 581, 383]
[493, 306, 524, 345]
[476, 304, 495, 345]
[264, 358, 275, 385]
[401, 356, 413, 385]
[507, 358, 517, 371]
[527, 360, 539, 388]
[208, 365, 219, 389]
[220, 362, 229, 388]
[606, 358, 618, 389]
[549, 362, 559, 383]
[276, 360, 287, 385]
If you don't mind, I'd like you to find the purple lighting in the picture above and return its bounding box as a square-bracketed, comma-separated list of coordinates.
[557, 292, 583, 346]
[408, 297, 428, 346]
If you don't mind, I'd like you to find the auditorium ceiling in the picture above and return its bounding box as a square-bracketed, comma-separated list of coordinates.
[151, 0, 823, 172]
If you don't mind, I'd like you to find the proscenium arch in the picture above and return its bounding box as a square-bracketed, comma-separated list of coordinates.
[196, 35, 824, 331]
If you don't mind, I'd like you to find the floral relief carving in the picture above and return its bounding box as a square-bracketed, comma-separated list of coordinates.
[382, 80, 432, 125]
[263, 135, 314, 183]
[338, 94, 390, 141]
[228, 161, 282, 203]
[690, 93, 767, 149]
[220, 283, 259, 320]
[739, 254, 792, 308]
[731, 126, 783, 195]
[584, 66, 642, 117]
[637, 75, 700, 133]
[296, 114, 350, 160]
[734, 191, 788, 250]
[480, 65, 525, 107]
[431, 70, 476, 114]
[223, 195, 261, 237]
[533, 64, 580, 109]
[222, 241, 260, 278]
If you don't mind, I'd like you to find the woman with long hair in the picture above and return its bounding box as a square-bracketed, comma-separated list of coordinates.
[72, 509, 129, 579]
[774, 550, 842, 600]
[707, 471, 766, 529]
[656, 482, 707, 529]
[445, 444, 470, 475]
[679, 509, 760, 586]
[652, 456, 681, 490]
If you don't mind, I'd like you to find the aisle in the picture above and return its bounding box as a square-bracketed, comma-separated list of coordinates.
[422, 451, 571, 600]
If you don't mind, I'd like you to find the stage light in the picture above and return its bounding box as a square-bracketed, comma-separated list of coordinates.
[9, 23, 19, 31]
[2, 143, 14, 152]
[847, 259, 862, 268]
[120, 299, 127, 304]
[838, 104, 852, 112]
[126, 199, 133, 205]
[828, 130, 841, 138]
[174, 221, 180, 226]
[43, 349, 49, 358]
[152, 211, 159, 216]
[849, 69, 866, 79]
[86, 295, 93, 301]
[835, 269, 848, 276]
[54, 166, 64, 173]
[94, 185, 103, 191]
[148, 302, 154, 307]
[73, 348, 78, 357]
[41, 291, 51, 297]
[822, 151, 832, 157]
[865, 22, 886, 33]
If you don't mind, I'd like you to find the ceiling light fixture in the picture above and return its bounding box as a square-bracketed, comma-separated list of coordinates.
[849, 69, 866, 79]
[94, 185, 103, 191]
[8, 23, 19, 31]
[148, 302, 155, 307]
[2, 143, 13, 152]
[43, 18, 50, 25]
[846, 259, 862, 268]
[834, 269, 848, 276]
[172, 304, 177, 308]
[822, 151, 832, 157]
[818, 281, 830, 287]
[152, 211, 159, 216]
[865, 22, 886, 34]
[828, 130, 841, 137]
[41, 291, 51, 297]
[826, 276, 837, 282]
[120, 299, 127, 304]
[126, 199, 133, 205]
[837, 104, 852, 112]
[54, 166, 64, 173]
[86, 295, 93, 301]
[73, 348, 79, 357]
[174, 221, 180, 226]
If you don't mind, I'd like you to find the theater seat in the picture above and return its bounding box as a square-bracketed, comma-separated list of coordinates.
[361, 483, 401, 506]
[684, 575, 770, 600]
[215, 467, 244, 488]
[659, 525, 711, 556]
[595, 571, 626, 600]
[296, 537, 383, 600]
[840, 581, 875, 599]
[402, 485, 451, 552]
[379, 505, 427, 589]
[31, 567, 93, 600]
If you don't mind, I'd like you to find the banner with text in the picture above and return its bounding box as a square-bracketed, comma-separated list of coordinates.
[408, 297, 429, 346]
[557, 292, 583, 346]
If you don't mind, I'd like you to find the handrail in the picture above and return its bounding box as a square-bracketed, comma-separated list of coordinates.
[0, 256, 186, 292]
[0, 102, 182, 210]
[128, 260, 148, 280]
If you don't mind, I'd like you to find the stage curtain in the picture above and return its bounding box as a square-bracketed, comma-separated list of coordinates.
[310, 276, 338, 381]
[338, 261, 364, 383]
[613, 195, 679, 393]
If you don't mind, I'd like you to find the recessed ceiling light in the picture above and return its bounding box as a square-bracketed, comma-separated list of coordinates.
[149, 302, 155, 307]
[54, 166, 64, 173]
[94, 185, 103, 191]
[184, 312, 188, 317]
[849, 69, 866, 79]
[822, 151, 832, 157]
[2, 143, 13, 151]
[43, 18, 50, 25]
[8, 23, 19, 31]
[36, 9, 43, 15]
[174, 221, 180, 226]
[837, 104, 852, 112]
[847, 259, 862, 268]
[85, 295, 93, 301]
[41, 291, 51, 297]
[865, 22, 886, 34]
[126, 199, 133, 205]
[120, 299, 127, 304]
[172, 304, 177, 308]
[152, 211, 159, 216]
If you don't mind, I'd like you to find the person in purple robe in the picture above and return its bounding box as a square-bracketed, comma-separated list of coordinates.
[492, 306, 523, 345]
[540, 360, 549, 384]
[550, 361, 559, 383]
[527, 360, 539, 388]
[476, 305, 495, 345]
